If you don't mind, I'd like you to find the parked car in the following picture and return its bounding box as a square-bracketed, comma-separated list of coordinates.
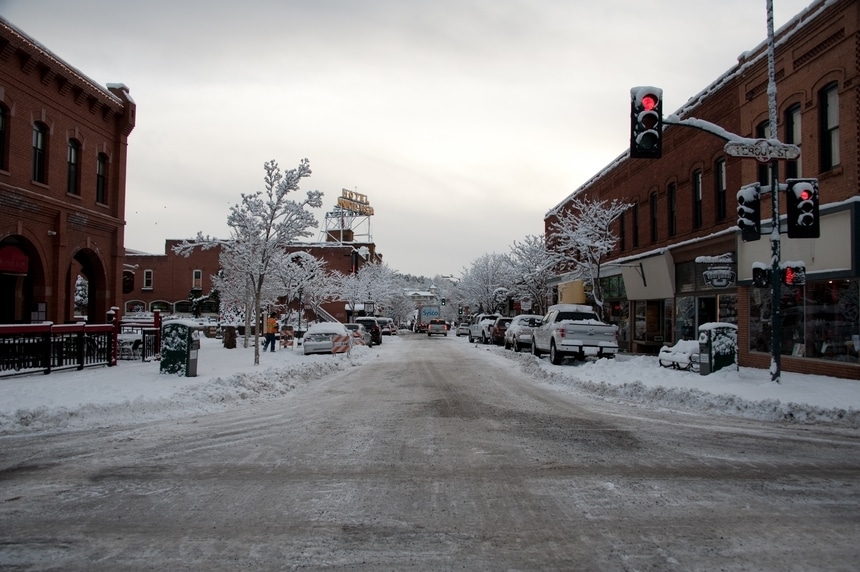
[354, 316, 382, 345]
[503, 314, 543, 352]
[531, 304, 618, 364]
[489, 317, 513, 345]
[377, 317, 396, 336]
[303, 322, 352, 355]
[455, 322, 470, 337]
[468, 313, 500, 344]
[344, 322, 372, 346]
[427, 318, 448, 336]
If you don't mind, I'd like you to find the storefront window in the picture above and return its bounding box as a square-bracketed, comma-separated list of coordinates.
[749, 278, 858, 363]
[718, 294, 738, 324]
[676, 296, 696, 340]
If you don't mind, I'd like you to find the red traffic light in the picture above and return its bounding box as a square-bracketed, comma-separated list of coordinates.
[798, 188, 812, 201]
[642, 94, 658, 111]
[784, 267, 795, 285]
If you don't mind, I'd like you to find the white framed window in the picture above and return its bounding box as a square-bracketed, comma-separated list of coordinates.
[192, 269, 203, 290]
[143, 269, 153, 290]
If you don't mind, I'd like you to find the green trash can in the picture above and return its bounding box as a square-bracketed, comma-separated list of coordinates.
[160, 320, 201, 376]
[698, 322, 738, 375]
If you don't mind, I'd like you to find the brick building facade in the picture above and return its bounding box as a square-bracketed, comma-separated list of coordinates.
[0, 16, 135, 325]
[545, 0, 859, 379]
[123, 239, 381, 324]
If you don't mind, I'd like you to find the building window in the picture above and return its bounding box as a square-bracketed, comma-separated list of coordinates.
[667, 183, 676, 237]
[192, 269, 203, 290]
[756, 121, 771, 186]
[96, 153, 108, 204]
[32, 122, 48, 183]
[714, 159, 727, 221]
[631, 203, 639, 248]
[618, 211, 626, 251]
[819, 83, 839, 171]
[692, 170, 703, 229]
[650, 192, 658, 243]
[0, 105, 8, 171]
[784, 104, 802, 179]
[749, 278, 858, 360]
[67, 139, 81, 195]
[143, 269, 153, 289]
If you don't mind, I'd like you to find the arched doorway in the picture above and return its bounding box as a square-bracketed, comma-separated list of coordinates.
[65, 248, 108, 323]
[0, 238, 46, 324]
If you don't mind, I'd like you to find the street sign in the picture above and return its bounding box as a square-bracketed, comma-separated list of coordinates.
[724, 139, 800, 162]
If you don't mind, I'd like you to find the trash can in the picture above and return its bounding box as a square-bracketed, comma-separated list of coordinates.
[698, 322, 738, 376]
[160, 320, 201, 376]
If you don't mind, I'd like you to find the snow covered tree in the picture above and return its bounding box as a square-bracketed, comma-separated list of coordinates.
[549, 197, 630, 318]
[174, 159, 323, 365]
[270, 250, 329, 327]
[74, 274, 88, 317]
[507, 234, 560, 316]
[459, 253, 516, 315]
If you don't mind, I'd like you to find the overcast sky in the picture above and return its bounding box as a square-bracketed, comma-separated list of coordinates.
[2, 0, 814, 277]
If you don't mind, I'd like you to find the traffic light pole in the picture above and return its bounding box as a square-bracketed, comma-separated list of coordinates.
[765, 0, 782, 384]
[768, 160, 782, 383]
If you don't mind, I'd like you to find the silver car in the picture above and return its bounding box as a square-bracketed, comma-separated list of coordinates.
[344, 323, 372, 346]
[303, 322, 352, 355]
[504, 314, 544, 352]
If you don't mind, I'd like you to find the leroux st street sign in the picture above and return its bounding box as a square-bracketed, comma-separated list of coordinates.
[724, 139, 801, 162]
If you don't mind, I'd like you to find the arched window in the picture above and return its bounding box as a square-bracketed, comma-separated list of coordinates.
[0, 105, 8, 171]
[67, 139, 81, 195]
[32, 122, 48, 183]
[666, 183, 677, 237]
[96, 152, 108, 204]
[650, 192, 658, 243]
[819, 82, 839, 171]
[784, 104, 802, 179]
[692, 170, 703, 229]
[714, 159, 727, 221]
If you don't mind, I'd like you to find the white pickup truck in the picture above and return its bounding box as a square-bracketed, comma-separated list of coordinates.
[468, 313, 500, 344]
[531, 304, 618, 365]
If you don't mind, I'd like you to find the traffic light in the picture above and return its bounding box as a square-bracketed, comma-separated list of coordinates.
[736, 183, 762, 242]
[782, 264, 806, 286]
[752, 266, 770, 288]
[441, 298, 446, 306]
[786, 178, 820, 238]
[630, 87, 663, 159]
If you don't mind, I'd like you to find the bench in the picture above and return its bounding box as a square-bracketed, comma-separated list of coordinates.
[658, 340, 700, 372]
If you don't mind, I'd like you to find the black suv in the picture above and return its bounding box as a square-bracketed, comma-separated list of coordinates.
[354, 317, 382, 346]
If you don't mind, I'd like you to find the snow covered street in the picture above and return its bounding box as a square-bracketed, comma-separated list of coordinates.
[1, 330, 859, 435]
[1, 332, 859, 570]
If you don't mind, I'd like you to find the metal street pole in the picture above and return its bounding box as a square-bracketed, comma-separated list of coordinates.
[766, 0, 782, 383]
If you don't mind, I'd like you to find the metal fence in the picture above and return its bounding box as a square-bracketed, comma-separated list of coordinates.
[0, 322, 114, 378]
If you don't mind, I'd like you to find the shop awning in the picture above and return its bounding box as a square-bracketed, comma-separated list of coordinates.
[617, 250, 675, 300]
[0, 245, 28, 275]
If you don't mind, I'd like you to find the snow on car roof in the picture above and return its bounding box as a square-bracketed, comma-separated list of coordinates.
[306, 322, 348, 334]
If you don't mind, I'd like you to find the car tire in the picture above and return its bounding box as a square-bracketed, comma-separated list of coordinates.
[531, 338, 542, 357]
[468, 333, 474, 343]
[481, 333, 488, 344]
[513, 340, 520, 353]
[550, 341, 563, 365]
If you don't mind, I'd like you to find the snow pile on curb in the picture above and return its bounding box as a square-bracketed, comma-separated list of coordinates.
[1, 361, 343, 434]
[507, 352, 860, 428]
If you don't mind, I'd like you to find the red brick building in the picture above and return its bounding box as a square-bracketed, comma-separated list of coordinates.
[545, 0, 858, 379]
[123, 238, 381, 324]
[0, 16, 135, 324]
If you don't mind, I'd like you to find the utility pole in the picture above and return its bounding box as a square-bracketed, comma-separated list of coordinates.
[766, 0, 783, 383]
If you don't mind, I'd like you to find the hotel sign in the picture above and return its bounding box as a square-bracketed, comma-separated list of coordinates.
[337, 189, 374, 216]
